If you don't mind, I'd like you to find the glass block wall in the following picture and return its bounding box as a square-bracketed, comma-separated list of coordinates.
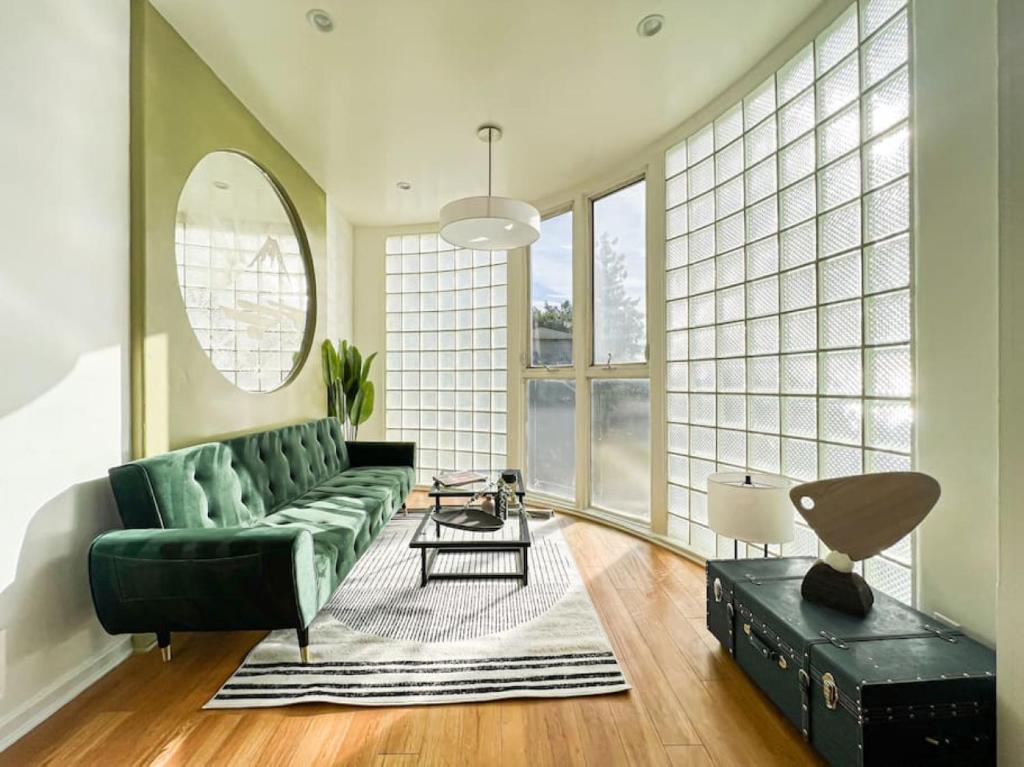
[384, 233, 509, 485]
[663, 0, 913, 602]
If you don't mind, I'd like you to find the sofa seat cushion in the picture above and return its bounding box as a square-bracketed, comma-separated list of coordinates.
[336, 465, 414, 504]
[259, 494, 380, 602]
[351, 465, 417, 499]
[316, 466, 414, 517]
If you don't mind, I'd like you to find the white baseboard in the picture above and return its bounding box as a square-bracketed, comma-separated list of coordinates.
[0, 637, 133, 753]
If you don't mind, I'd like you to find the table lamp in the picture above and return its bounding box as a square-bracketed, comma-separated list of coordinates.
[708, 472, 794, 558]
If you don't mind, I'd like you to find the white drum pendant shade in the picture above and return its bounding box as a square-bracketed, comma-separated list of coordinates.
[708, 472, 795, 545]
[439, 195, 540, 250]
[439, 124, 540, 251]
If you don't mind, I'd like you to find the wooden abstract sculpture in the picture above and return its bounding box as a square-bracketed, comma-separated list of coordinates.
[790, 472, 941, 616]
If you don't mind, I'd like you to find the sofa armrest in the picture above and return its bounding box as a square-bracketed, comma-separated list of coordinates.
[346, 440, 416, 469]
[88, 526, 320, 635]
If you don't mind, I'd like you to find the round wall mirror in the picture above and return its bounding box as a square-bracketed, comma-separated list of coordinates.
[174, 151, 314, 392]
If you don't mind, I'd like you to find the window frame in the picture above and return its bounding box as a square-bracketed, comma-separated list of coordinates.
[517, 172, 655, 523]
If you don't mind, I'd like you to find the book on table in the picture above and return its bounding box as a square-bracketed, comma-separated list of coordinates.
[432, 471, 487, 488]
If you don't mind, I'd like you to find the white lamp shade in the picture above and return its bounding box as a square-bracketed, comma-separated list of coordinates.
[439, 196, 540, 250]
[707, 472, 795, 545]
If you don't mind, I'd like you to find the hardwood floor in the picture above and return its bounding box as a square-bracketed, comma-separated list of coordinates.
[1, 507, 822, 766]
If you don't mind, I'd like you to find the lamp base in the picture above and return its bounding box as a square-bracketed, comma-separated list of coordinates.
[801, 561, 874, 617]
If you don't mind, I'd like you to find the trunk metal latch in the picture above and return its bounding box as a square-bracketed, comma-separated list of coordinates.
[822, 672, 840, 710]
[713, 577, 723, 603]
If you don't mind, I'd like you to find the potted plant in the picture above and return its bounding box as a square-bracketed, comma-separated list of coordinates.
[321, 339, 376, 440]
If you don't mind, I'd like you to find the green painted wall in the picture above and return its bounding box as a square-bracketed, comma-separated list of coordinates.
[131, 0, 327, 454]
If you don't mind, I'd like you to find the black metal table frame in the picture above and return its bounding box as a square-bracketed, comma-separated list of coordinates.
[412, 471, 530, 587]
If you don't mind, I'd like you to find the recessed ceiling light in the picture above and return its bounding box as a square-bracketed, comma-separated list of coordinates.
[306, 8, 334, 33]
[396, 181, 412, 191]
[213, 180, 230, 190]
[636, 13, 665, 38]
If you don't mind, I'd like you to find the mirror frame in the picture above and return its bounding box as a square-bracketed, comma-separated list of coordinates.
[174, 149, 318, 393]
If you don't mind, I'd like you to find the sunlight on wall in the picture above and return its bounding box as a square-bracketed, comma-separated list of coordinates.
[143, 333, 169, 456]
[0, 347, 125, 590]
[0, 0, 130, 747]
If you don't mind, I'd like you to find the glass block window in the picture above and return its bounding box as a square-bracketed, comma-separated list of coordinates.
[384, 233, 508, 485]
[663, 0, 913, 602]
[594, 180, 647, 365]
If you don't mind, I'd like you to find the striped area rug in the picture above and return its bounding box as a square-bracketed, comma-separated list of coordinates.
[206, 515, 629, 708]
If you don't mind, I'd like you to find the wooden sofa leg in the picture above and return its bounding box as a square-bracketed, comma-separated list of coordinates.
[402, 503, 408, 517]
[297, 627, 310, 664]
[157, 630, 172, 662]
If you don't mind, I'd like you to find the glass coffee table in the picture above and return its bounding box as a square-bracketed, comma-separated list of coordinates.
[425, 469, 526, 520]
[410, 470, 530, 587]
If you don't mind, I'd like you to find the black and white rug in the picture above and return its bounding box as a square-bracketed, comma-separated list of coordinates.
[206, 515, 629, 708]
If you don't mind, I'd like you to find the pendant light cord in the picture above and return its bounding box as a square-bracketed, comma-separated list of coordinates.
[487, 128, 493, 197]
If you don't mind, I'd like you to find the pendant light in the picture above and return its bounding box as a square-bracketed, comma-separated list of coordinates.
[439, 124, 540, 251]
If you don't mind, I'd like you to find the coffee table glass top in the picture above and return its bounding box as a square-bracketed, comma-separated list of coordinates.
[409, 506, 530, 548]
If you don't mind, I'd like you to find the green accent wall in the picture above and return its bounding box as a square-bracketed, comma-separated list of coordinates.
[131, 0, 327, 455]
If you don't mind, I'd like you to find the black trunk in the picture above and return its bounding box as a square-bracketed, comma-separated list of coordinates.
[707, 557, 996, 766]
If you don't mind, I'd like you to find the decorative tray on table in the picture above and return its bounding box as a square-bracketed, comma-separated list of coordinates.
[432, 507, 505, 532]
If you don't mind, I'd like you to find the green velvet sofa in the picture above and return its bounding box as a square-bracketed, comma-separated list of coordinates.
[89, 417, 414, 662]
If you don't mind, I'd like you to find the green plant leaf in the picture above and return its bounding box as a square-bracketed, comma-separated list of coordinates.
[354, 381, 374, 425]
[321, 339, 343, 418]
[333, 380, 344, 419]
[360, 352, 377, 383]
[338, 340, 348, 381]
[344, 346, 360, 395]
[320, 340, 333, 388]
[350, 346, 363, 386]
[348, 386, 363, 424]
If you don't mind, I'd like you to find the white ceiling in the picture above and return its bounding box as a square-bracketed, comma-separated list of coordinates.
[151, 0, 823, 226]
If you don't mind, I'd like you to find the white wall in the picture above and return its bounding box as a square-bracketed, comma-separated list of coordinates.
[913, 0, 999, 646]
[327, 199, 355, 343]
[0, 0, 131, 751]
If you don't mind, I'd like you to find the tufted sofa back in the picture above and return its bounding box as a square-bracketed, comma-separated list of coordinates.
[108, 418, 350, 529]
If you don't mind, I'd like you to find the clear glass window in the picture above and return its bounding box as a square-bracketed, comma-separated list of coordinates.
[593, 180, 647, 365]
[530, 211, 573, 366]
